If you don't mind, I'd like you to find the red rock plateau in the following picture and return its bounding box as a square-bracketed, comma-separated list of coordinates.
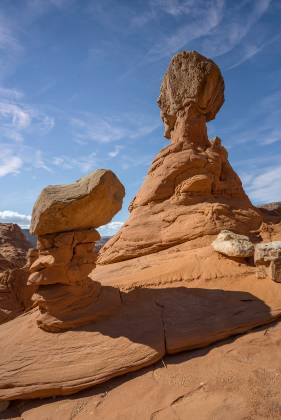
[1, 51, 281, 419]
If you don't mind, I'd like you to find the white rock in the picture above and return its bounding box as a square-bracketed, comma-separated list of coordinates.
[254, 241, 281, 264]
[212, 230, 254, 258]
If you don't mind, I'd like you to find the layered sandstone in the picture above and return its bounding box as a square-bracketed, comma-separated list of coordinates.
[0, 224, 33, 324]
[99, 51, 261, 265]
[28, 170, 124, 332]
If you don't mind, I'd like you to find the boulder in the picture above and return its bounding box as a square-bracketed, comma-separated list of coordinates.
[30, 169, 125, 236]
[255, 241, 281, 283]
[158, 50, 224, 138]
[99, 51, 261, 265]
[212, 230, 254, 258]
[255, 241, 281, 264]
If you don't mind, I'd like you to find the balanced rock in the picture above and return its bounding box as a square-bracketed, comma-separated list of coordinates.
[28, 170, 124, 331]
[255, 241, 281, 282]
[99, 51, 261, 265]
[212, 230, 254, 258]
[30, 169, 125, 236]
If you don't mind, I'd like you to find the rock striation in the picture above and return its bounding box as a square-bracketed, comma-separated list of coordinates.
[0, 224, 33, 324]
[28, 170, 124, 332]
[99, 51, 261, 265]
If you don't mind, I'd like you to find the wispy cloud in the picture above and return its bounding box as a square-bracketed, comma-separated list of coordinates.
[0, 154, 23, 177]
[108, 145, 123, 158]
[0, 86, 55, 144]
[145, 0, 224, 62]
[0, 210, 31, 227]
[217, 88, 281, 148]
[243, 163, 281, 204]
[52, 152, 98, 173]
[71, 112, 159, 144]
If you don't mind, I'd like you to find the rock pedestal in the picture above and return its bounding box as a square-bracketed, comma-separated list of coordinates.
[28, 169, 124, 332]
[99, 52, 261, 265]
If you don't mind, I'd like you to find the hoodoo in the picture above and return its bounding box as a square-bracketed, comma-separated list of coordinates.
[28, 169, 124, 331]
[99, 51, 261, 264]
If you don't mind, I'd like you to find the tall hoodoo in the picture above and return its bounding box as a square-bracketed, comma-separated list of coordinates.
[99, 51, 261, 265]
[28, 169, 124, 331]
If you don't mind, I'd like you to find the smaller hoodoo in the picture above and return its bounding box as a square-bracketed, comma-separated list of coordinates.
[28, 169, 124, 331]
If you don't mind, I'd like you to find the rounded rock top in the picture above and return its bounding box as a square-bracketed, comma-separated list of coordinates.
[30, 169, 125, 236]
[158, 50, 225, 138]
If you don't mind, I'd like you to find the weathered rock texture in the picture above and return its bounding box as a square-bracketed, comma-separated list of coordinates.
[99, 51, 261, 264]
[255, 241, 281, 283]
[0, 223, 31, 270]
[212, 230, 254, 258]
[0, 224, 33, 324]
[28, 229, 120, 332]
[28, 169, 124, 332]
[7, 320, 281, 420]
[1, 240, 281, 400]
[30, 169, 125, 236]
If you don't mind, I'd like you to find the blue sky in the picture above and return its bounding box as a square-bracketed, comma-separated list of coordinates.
[0, 0, 281, 236]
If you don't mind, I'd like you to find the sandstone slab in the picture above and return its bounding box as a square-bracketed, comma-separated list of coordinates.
[1, 242, 281, 400]
[10, 320, 281, 420]
[30, 169, 125, 236]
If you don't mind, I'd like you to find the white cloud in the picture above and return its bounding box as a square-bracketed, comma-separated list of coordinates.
[0, 87, 55, 145]
[98, 221, 124, 236]
[0, 154, 22, 177]
[244, 165, 281, 204]
[0, 210, 31, 227]
[108, 145, 123, 158]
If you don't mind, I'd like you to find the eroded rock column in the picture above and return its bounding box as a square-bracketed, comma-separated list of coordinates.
[28, 169, 125, 332]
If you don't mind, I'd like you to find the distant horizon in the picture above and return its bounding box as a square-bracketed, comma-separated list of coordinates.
[1, 0, 281, 236]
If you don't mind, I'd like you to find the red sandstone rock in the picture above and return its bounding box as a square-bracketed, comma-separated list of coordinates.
[30, 169, 125, 236]
[0, 224, 32, 324]
[99, 52, 261, 265]
[28, 169, 125, 332]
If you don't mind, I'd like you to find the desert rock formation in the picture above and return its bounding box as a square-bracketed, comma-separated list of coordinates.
[30, 169, 125, 236]
[99, 51, 261, 265]
[0, 50, 281, 408]
[5, 320, 281, 420]
[0, 224, 32, 324]
[28, 170, 124, 332]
